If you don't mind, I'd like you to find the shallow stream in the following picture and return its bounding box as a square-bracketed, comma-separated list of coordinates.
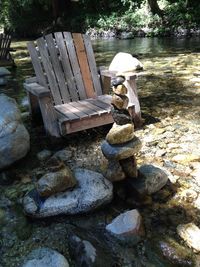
[1, 37, 200, 266]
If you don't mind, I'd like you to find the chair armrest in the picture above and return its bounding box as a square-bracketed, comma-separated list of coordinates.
[25, 77, 37, 84]
[24, 82, 50, 97]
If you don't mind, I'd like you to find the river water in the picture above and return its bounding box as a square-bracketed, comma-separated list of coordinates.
[1, 37, 200, 266]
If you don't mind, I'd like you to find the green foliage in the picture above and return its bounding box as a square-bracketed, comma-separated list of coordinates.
[0, 0, 200, 37]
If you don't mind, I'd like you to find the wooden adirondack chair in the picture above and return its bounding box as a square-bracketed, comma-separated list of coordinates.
[24, 32, 141, 138]
[0, 33, 15, 67]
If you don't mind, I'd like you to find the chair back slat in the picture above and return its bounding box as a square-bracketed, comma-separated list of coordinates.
[82, 35, 102, 96]
[63, 32, 87, 100]
[54, 32, 79, 101]
[36, 37, 63, 105]
[72, 33, 96, 98]
[28, 32, 103, 106]
[45, 34, 70, 103]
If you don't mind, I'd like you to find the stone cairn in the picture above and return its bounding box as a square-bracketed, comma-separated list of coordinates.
[101, 76, 142, 182]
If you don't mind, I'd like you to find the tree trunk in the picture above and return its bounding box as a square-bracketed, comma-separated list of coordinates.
[147, 0, 164, 17]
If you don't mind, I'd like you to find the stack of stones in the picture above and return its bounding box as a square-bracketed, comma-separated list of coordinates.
[101, 76, 142, 181]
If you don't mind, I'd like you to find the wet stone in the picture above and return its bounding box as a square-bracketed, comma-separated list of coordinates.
[113, 84, 128, 95]
[128, 164, 171, 195]
[37, 149, 52, 161]
[106, 209, 145, 245]
[177, 223, 200, 252]
[111, 94, 129, 110]
[105, 160, 126, 182]
[36, 164, 77, 197]
[111, 105, 132, 125]
[106, 123, 134, 145]
[21, 247, 69, 267]
[101, 136, 142, 160]
[119, 156, 138, 178]
[146, 238, 194, 267]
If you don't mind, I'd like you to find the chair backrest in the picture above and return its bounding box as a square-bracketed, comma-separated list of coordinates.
[27, 32, 103, 106]
[0, 33, 12, 60]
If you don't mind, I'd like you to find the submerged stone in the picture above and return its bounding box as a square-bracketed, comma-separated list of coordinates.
[146, 237, 194, 267]
[106, 209, 145, 245]
[21, 247, 69, 267]
[177, 223, 200, 252]
[129, 164, 170, 195]
[23, 168, 113, 218]
[101, 136, 142, 160]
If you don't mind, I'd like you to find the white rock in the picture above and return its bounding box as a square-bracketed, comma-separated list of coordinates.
[106, 209, 144, 245]
[109, 52, 143, 74]
[177, 223, 200, 252]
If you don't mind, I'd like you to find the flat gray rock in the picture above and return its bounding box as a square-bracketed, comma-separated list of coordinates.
[23, 168, 113, 218]
[21, 247, 69, 267]
[0, 94, 30, 169]
[101, 136, 142, 160]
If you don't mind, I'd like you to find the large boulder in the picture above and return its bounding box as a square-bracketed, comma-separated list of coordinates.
[0, 94, 30, 169]
[23, 168, 113, 218]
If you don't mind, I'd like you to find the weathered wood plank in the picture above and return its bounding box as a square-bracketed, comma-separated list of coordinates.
[45, 34, 70, 103]
[72, 33, 96, 99]
[37, 37, 62, 105]
[69, 101, 97, 117]
[83, 34, 102, 96]
[27, 41, 47, 87]
[59, 113, 113, 135]
[78, 100, 108, 115]
[63, 32, 86, 100]
[55, 104, 80, 121]
[54, 32, 79, 101]
[38, 96, 60, 137]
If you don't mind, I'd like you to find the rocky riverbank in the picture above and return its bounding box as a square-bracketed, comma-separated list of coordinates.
[0, 46, 200, 266]
[86, 27, 200, 39]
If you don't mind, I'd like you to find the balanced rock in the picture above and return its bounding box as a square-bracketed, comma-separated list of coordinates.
[120, 156, 137, 178]
[177, 223, 200, 252]
[106, 209, 145, 245]
[129, 164, 170, 195]
[23, 168, 113, 218]
[0, 94, 30, 169]
[105, 160, 126, 182]
[36, 164, 77, 197]
[113, 84, 127, 95]
[111, 106, 132, 125]
[106, 123, 134, 145]
[111, 94, 129, 110]
[111, 76, 125, 87]
[101, 136, 142, 160]
[21, 247, 69, 267]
